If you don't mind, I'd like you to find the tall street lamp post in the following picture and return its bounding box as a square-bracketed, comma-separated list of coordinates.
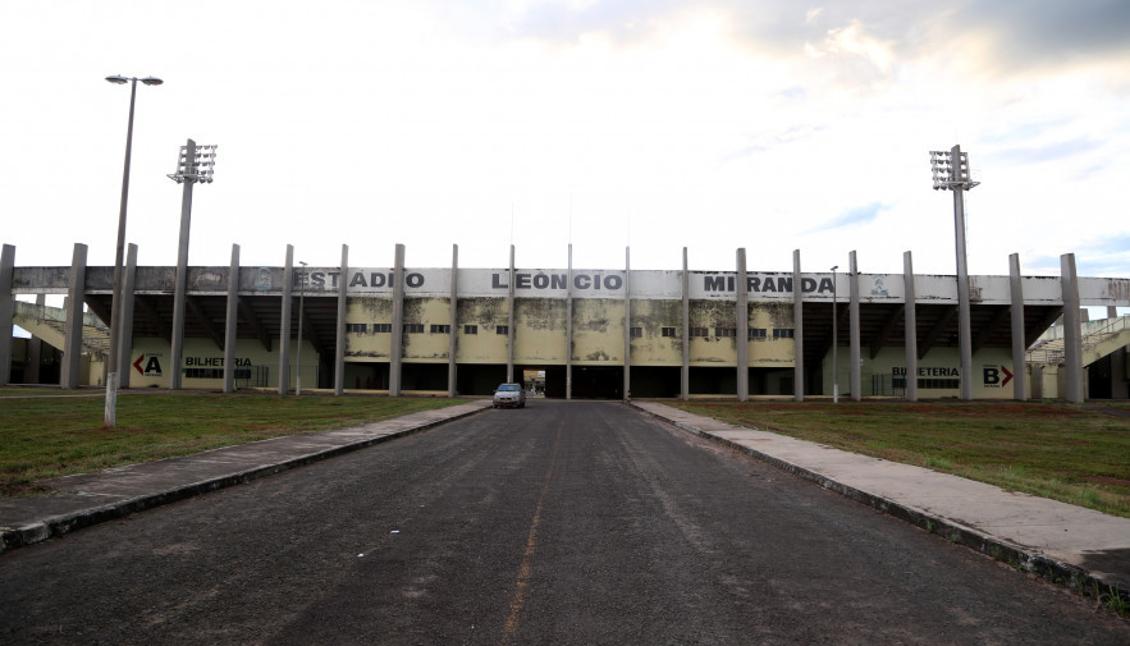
[830, 265, 839, 404]
[930, 146, 980, 401]
[103, 74, 162, 427]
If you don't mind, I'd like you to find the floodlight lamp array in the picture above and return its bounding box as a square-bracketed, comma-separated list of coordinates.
[168, 144, 218, 184]
[929, 150, 978, 190]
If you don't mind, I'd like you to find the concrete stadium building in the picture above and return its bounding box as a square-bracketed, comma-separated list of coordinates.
[1, 241, 1128, 401]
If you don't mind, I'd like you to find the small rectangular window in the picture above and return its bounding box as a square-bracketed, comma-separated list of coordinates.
[715, 327, 737, 338]
[404, 323, 424, 334]
[372, 323, 392, 333]
[430, 324, 451, 334]
[345, 323, 367, 334]
[630, 327, 643, 338]
[772, 328, 794, 339]
[463, 324, 478, 335]
[691, 327, 709, 337]
[661, 327, 677, 337]
[496, 325, 509, 335]
[748, 328, 767, 340]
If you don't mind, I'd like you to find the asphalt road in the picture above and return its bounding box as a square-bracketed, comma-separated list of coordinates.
[2, 401, 1127, 645]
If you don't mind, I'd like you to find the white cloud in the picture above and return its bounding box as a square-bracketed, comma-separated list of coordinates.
[0, 0, 1127, 280]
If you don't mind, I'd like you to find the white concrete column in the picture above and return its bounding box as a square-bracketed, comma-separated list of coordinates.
[566, 244, 573, 400]
[277, 244, 294, 395]
[623, 246, 631, 400]
[849, 250, 861, 401]
[507, 244, 515, 383]
[903, 251, 918, 402]
[792, 249, 803, 401]
[681, 247, 689, 400]
[448, 244, 459, 397]
[1009, 253, 1027, 401]
[389, 243, 406, 396]
[0, 244, 14, 386]
[736, 248, 749, 401]
[1061, 253, 1084, 403]
[117, 244, 138, 389]
[62, 243, 87, 390]
[222, 245, 240, 393]
[335, 244, 348, 396]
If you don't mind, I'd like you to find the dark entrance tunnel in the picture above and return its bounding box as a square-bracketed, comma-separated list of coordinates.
[571, 366, 623, 399]
[629, 366, 681, 398]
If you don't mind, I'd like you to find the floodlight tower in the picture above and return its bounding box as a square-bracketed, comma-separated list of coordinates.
[930, 145, 979, 400]
[103, 74, 162, 428]
[168, 140, 218, 390]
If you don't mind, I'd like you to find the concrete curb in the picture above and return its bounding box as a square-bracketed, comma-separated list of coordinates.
[628, 401, 1130, 607]
[0, 402, 491, 555]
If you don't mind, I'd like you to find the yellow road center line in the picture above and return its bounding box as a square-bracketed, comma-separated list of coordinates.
[499, 425, 562, 645]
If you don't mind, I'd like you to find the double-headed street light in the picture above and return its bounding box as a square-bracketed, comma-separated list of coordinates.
[830, 265, 839, 404]
[103, 74, 162, 427]
[930, 145, 980, 401]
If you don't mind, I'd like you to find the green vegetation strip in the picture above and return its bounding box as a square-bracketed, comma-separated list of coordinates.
[669, 400, 1130, 519]
[0, 391, 467, 494]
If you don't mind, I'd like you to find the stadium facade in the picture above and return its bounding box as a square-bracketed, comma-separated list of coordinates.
[2, 242, 1129, 400]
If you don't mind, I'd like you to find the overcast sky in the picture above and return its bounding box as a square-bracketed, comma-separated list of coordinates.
[2, 0, 1129, 279]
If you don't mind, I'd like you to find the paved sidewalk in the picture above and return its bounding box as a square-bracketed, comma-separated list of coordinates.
[0, 399, 492, 554]
[632, 401, 1130, 601]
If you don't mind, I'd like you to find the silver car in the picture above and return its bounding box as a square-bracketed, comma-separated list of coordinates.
[492, 383, 526, 408]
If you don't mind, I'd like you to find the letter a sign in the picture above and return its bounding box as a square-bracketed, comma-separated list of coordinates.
[133, 354, 164, 376]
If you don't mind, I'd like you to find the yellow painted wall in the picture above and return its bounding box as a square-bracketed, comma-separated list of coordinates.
[403, 297, 452, 363]
[572, 299, 623, 365]
[84, 355, 104, 387]
[345, 297, 392, 361]
[515, 298, 567, 364]
[628, 299, 682, 366]
[749, 303, 796, 368]
[688, 300, 735, 366]
[456, 297, 508, 364]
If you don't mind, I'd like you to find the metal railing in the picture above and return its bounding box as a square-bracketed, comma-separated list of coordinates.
[1027, 315, 1128, 366]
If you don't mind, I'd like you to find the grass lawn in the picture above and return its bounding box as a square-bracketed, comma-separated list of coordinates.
[0, 390, 468, 494]
[669, 399, 1130, 518]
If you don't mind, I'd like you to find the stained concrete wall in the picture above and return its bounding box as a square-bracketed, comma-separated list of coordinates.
[749, 303, 796, 368]
[515, 298, 567, 364]
[629, 299, 683, 366]
[345, 297, 393, 360]
[456, 297, 509, 364]
[403, 297, 452, 363]
[572, 299, 624, 365]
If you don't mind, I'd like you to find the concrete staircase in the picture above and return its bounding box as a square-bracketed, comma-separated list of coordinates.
[1027, 315, 1130, 367]
[13, 301, 111, 359]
